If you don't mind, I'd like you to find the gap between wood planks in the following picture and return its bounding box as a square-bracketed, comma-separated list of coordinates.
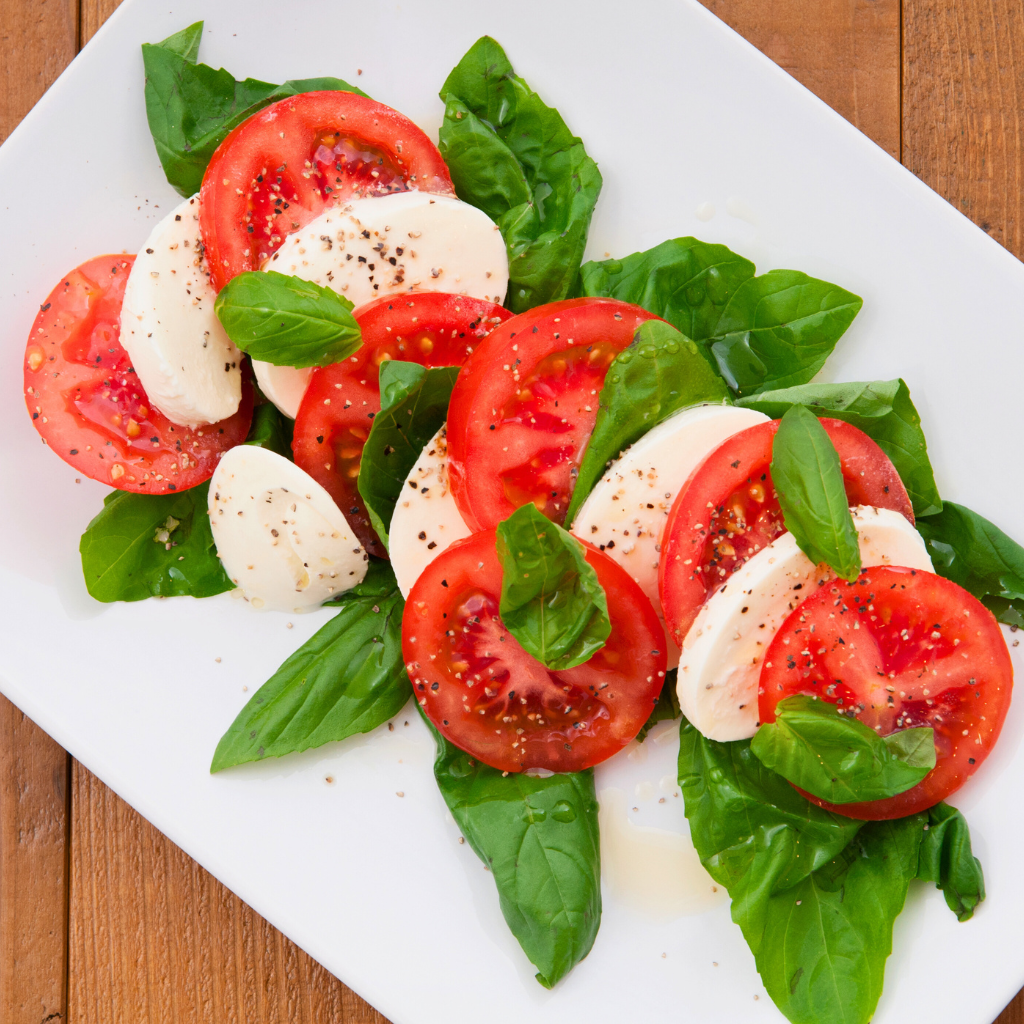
[1, 0, 1023, 1021]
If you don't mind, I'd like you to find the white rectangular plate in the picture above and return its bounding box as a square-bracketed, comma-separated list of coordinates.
[2, 2, 1023, 1022]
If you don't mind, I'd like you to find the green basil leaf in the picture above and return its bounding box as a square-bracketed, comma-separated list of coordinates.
[438, 37, 602, 313]
[210, 562, 408, 772]
[142, 22, 367, 197]
[357, 361, 459, 550]
[771, 404, 861, 580]
[750, 695, 935, 803]
[214, 271, 361, 367]
[917, 802, 985, 921]
[738, 378, 941, 518]
[80, 484, 232, 602]
[424, 711, 601, 988]
[496, 503, 610, 670]
[245, 401, 294, 459]
[575, 237, 756, 341]
[916, 500, 1024, 626]
[564, 320, 731, 525]
[635, 669, 680, 743]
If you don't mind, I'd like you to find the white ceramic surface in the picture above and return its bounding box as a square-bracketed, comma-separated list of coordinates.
[2, 2, 1024, 1022]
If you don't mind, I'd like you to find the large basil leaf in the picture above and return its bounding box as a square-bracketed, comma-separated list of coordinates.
[438, 37, 602, 312]
[426, 714, 601, 988]
[917, 802, 985, 921]
[215, 271, 362, 367]
[575, 238, 861, 396]
[210, 561, 408, 772]
[142, 22, 367, 197]
[496, 503, 610, 670]
[771, 404, 861, 580]
[738, 379, 941, 518]
[636, 669, 680, 742]
[80, 483, 231, 602]
[564, 320, 731, 525]
[357, 361, 459, 550]
[750, 696, 935, 804]
[916, 501, 1024, 627]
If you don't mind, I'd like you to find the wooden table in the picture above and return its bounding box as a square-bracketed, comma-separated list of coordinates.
[1, 1, 1021, 1020]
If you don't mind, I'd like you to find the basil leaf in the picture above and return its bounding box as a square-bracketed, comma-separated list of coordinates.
[425, 713, 601, 988]
[575, 237, 756, 341]
[636, 669, 680, 742]
[564, 320, 731, 525]
[576, 239, 862, 396]
[496, 503, 610, 670]
[214, 271, 362, 367]
[750, 696, 935, 803]
[357, 361, 460, 550]
[917, 802, 985, 921]
[916, 501, 1024, 627]
[210, 562, 408, 772]
[245, 401, 294, 459]
[142, 22, 367, 197]
[438, 37, 602, 313]
[771, 404, 861, 580]
[79, 484, 231, 603]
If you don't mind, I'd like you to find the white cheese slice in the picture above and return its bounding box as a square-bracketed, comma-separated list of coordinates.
[571, 403, 770, 667]
[209, 445, 367, 612]
[253, 190, 509, 417]
[121, 194, 242, 427]
[676, 505, 933, 742]
[389, 424, 472, 598]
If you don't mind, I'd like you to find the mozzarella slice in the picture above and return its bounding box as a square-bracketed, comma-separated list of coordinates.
[677, 506, 933, 742]
[389, 424, 472, 598]
[121, 195, 242, 427]
[571, 403, 770, 667]
[209, 446, 367, 612]
[253, 190, 510, 417]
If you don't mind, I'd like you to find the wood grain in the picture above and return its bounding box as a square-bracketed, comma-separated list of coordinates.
[0, 695, 70, 1024]
[80, 0, 125, 46]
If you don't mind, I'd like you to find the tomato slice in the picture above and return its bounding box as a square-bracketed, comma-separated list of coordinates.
[445, 298, 663, 532]
[758, 565, 1013, 819]
[659, 418, 913, 647]
[23, 255, 253, 493]
[199, 91, 454, 292]
[292, 293, 512, 558]
[403, 530, 667, 772]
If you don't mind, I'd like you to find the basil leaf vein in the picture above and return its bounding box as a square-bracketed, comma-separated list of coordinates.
[771, 404, 861, 580]
[214, 271, 362, 367]
[496, 503, 610, 670]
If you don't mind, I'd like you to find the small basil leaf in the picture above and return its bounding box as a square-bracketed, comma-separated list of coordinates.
[564, 320, 731, 525]
[916, 501, 1024, 626]
[214, 271, 361, 367]
[749, 696, 935, 803]
[358, 361, 460, 550]
[574, 237, 756, 342]
[438, 37, 601, 312]
[635, 669, 679, 743]
[496, 503, 610, 670]
[424, 711, 601, 988]
[245, 401, 294, 459]
[142, 23, 367, 196]
[80, 484, 232, 602]
[917, 802, 986, 921]
[771, 404, 861, 580]
[210, 564, 408, 772]
[739, 378, 941, 518]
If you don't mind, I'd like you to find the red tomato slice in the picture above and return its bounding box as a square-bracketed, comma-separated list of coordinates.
[445, 298, 663, 532]
[292, 293, 513, 558]
[23, 255, 252, 493]
[199, 91, 454, 292]
[659, 417, 913, 648]
[403, 530, 667, 772]
[758, 565, 1013, 819]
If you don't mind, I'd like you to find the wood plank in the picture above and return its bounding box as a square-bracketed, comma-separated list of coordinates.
[700, 0, 901, 157]
[0, 696, 70, 1024]
[81, 0, 126, 46]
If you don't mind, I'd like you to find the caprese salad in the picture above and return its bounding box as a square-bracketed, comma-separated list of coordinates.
[23, 21, 1024, 1024]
